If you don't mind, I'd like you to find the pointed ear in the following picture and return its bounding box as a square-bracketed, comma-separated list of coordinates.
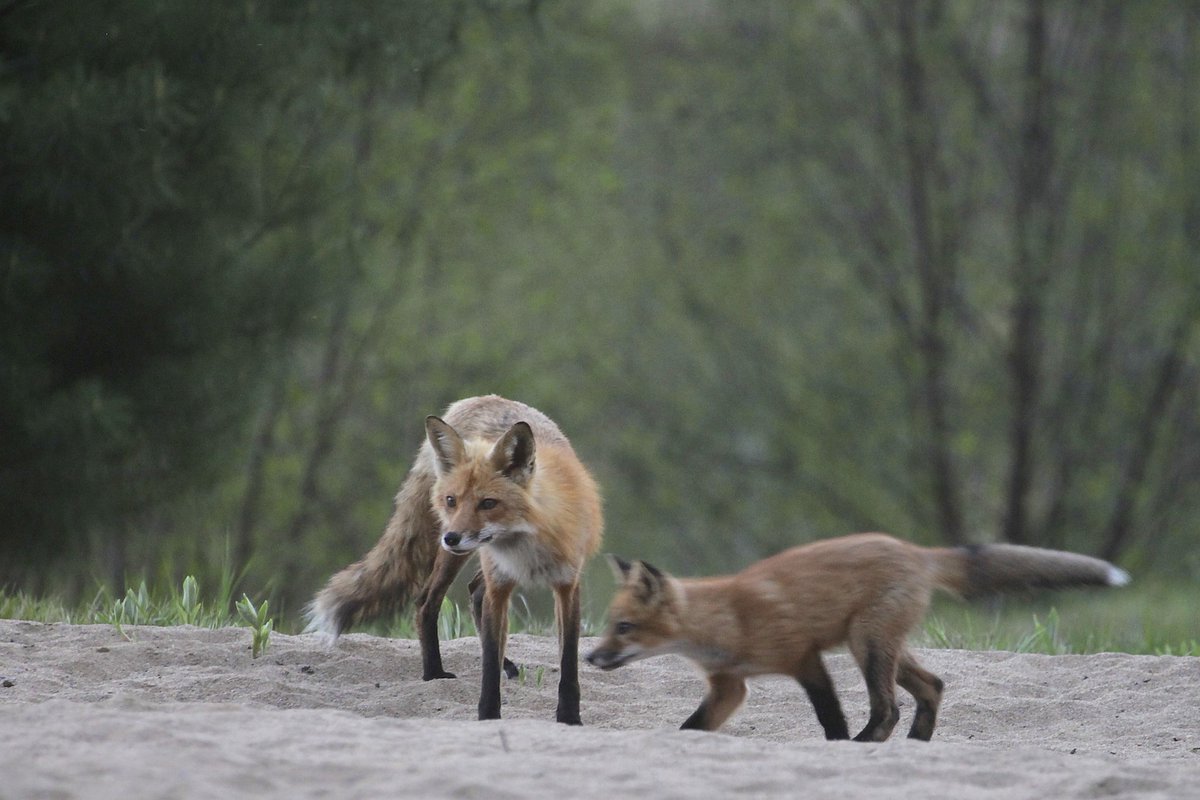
[607, 554, 634, 582]
[629, 560, 666, 604]
[489, 421, 535, 484]
[425, 416, 465, 475]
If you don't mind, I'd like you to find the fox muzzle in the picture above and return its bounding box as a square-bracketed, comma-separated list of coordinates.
[585, 646, 631, 671]
[440, 530, 494, 555]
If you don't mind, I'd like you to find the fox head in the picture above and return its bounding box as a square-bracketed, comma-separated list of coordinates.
[586, 555, 681, 670]
[425, 415, 537, 556]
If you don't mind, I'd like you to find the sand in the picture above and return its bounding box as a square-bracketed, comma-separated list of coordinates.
[1, 620, 1197, 799]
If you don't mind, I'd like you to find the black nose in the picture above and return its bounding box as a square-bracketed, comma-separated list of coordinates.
[585, 651, 599, 665]
[443, 532, 461, 548]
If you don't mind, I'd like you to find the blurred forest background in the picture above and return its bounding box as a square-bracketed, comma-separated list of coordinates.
[2, 0, 1198, 625]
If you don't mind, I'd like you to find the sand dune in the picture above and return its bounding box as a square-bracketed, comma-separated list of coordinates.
[1, 620, 1197, 798]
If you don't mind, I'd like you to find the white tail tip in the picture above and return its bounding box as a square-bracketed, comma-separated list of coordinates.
[1107, 566, 1131, 587]
[302, 601, 342, 646]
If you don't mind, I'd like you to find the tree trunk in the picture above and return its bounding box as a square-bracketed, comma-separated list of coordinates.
[1100, 9, 1200, 561]
[896, 0, 965, 545]
[1002, 0, 1052, 546]
[1100, 314, 1196, 561]
[231, 363, 289, 591]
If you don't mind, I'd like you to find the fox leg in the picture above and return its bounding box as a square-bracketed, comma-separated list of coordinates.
[848, 633, 901, 742]
[477, 577, 516, 720]
[795, 652, 850, 740]
[417, 548, 470, 680]
[896, 649, 944, 741]
[552, 581, 584, 725]
[679, 673, 748, 732]
[468, 570, 518, 679]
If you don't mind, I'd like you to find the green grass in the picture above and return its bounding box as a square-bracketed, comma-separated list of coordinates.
[918, 582, 1199, 656]
[3, 577, 1193, 657]
[366, 591, 605, 640]
[294, 581, 1200, 656]
[363, 596, 479, 640]
[102, 576, 238, 631]
[0, 590, 85, 624]
[235, 593, 274, 657]
[0, 575, 275, 655]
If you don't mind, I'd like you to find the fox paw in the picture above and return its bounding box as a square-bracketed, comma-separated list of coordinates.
[502, 658, 519, 680]
[423, 670, 456, 681]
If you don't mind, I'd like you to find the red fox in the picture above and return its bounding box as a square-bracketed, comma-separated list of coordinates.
[307, 395, 603, 724]
[586, 533, 1128, 741]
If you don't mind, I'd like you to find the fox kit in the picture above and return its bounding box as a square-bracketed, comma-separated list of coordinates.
[307, 395, 603, 724]
[587, 533, 1128, 741]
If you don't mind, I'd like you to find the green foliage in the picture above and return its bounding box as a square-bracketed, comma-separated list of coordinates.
[516, 664, 547, 689]
[94, 575, 238, 638]
[919, 583, 1200, 656]
[235, 594, 274, 659]
[0, 591, 81, 624]
[368, 592, 573, 641]
[3, 573, 1192, 658]
[176, 575, 203, 626]
[0, 575, 289, 662]
[923, 608, 1068, 655]
[109, 582, 154, 635]
[2, 1, 1198, 629]
[1153, 641, 1200, 658]
[436, 595, 474, 641]
[1, 1, 317, 584]
[0, 0, 473, 593]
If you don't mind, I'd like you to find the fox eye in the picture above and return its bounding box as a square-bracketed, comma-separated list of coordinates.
[478, 498, 499, 510]
[615, 621, 635, 635]
[445, 495, 457, 508]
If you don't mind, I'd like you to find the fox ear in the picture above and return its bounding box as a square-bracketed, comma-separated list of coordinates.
[607, 554, 634, 582]
[490, 421, 536, 484]
[425, 416, 465, 475]
[629, 560, 666, 603]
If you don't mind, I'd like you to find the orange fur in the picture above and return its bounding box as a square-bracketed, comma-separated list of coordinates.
[588, 533, 1127, 741]
[308, 395, 602, 724]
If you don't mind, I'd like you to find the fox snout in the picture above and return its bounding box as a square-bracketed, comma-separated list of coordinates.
[441, 531, 470, 554]
[440, 529, 495, 555]
[585, 647, 612, 669]
[585, 645, 630, 671]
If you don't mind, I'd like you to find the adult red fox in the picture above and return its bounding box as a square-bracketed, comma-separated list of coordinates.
[307, 395, 603, 724]
[586, 533, 1128, 741]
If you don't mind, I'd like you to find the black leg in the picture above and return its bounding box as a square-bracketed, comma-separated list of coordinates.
[680, 699, 711, 730]
[469, 571, 517, 678]
[852, 645, 900, 742]
[418, 550, 468, 680]
[797, 653, 849, 740]
[554, 583, 583, 725]
[897, 651, 944, 741]
[477, 580, 514, 720]
[678, 674, 747, 732]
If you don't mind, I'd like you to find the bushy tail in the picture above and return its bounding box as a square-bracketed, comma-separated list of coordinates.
[932, 543, 1130, 598]
[304, 463, 440, 639]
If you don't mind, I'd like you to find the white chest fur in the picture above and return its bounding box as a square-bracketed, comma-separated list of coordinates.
[483, 530, 577, 587]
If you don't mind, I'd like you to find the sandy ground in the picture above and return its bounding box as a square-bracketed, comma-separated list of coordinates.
[1, 620, 1197, 799]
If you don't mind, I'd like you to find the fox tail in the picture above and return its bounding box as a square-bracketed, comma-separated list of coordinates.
[932, 543, 1129, 598]
[304, 463, 440, 639]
